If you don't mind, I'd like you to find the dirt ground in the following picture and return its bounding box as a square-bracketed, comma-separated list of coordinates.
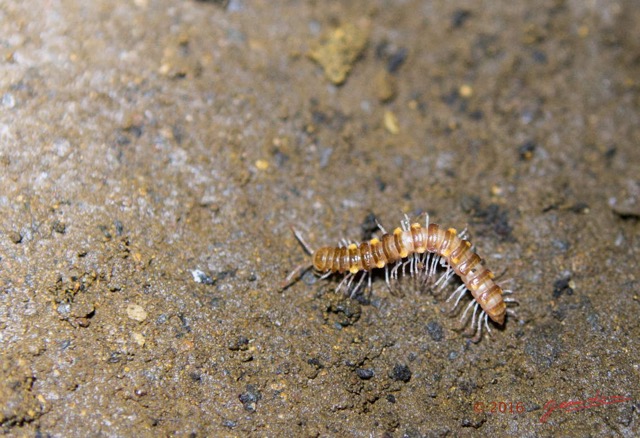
[1, 0, 639, 436]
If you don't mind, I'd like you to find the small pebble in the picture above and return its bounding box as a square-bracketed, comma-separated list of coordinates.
[8, 230, 22, 244]
[191, 269, 215, 285]
[255, 159, 269, 170]
[426, 321, 444, 342]
[374, 70, 397, 103]
[132, 332, 146, 347]
[383, 110, 399, 134]
[459, 84, 473, 98]
[2, 93, 15, 108]
[391, 364, 411, 382]
[126, 304, 148, 322]
[356, 368, 375, 380]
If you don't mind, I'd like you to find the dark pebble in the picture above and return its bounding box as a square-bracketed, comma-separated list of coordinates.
[553, 276, 573, 298]
[52, 220, 66, 234]
[8, 230, 22, 244]
[451, 9, 471, 28]
[239, 384, 262, 412]
[426, 321, 444, 341]
[518, 140, 536, 160]
[228, 335, 249, 351]
[222, 419, 237, 428]
[356, 368, 375, 380]
[391, 364, 411, 382]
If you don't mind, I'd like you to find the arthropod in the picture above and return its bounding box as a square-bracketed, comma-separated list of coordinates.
[283, 213, 515, 341]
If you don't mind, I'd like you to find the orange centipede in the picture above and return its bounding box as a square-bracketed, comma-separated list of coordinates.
[283, 213, 515, 341]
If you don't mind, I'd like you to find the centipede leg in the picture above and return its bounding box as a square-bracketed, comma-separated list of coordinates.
[375, 218, 388, 234]
[460, 300, 477, 324]
[384, 265, 391, 290]
[336, 273, 352, 293]
[484, 312, 491, 334]
[471, 309, 484, 343]
[435, 262, 455, 290]
[345, 273, 356, 292]
[391, 261, 401, 281]
[388, 262, 405, 297]
[401, 259, 411, 278]
[401, 214, 411, 231]
[498, 278, 515, 288]
[506, 308, 520, 319]
[471, 302, 479, 327]
[504, 295, 519, 320]
[350, 271, 367, 298]
[446, 284, 468, 311]
[419, 253, 431, 285]
[408, 255, 414, 277]
[426, 253, 438, 284]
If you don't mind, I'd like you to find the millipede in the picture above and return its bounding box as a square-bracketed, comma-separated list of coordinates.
[283, 213, 516, 341]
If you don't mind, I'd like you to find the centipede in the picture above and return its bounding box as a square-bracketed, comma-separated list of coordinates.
[283, 213, 516, 342]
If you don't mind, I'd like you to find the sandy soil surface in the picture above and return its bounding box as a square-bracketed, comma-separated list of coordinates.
[1, 0, 639, 436]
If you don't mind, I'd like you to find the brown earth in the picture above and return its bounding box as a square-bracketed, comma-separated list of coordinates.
[1, 0, 639, 436]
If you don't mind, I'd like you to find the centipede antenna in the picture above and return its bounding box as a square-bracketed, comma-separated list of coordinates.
[281, 264, 312, 291]
[290, 225, 315, 255]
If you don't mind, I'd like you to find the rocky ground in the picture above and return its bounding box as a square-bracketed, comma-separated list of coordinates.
[1, 0, 639, 436]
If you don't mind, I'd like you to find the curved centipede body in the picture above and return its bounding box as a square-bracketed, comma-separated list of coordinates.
[284, 214, 514, 341]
